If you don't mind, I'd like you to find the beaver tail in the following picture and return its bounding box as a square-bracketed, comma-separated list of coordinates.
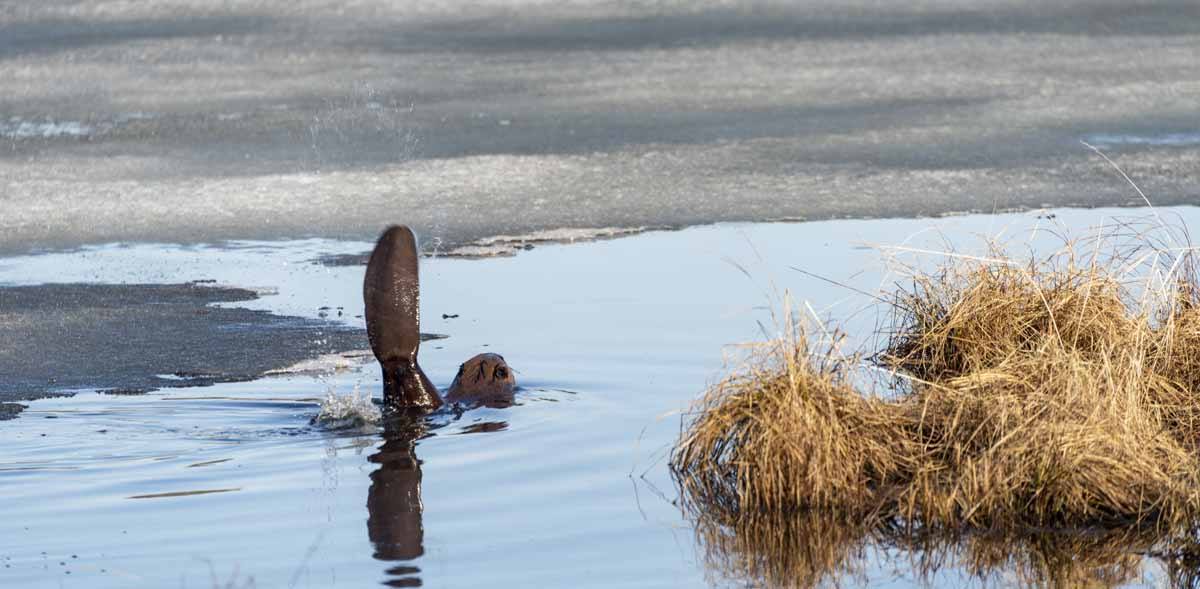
[364, 225, 444, 411]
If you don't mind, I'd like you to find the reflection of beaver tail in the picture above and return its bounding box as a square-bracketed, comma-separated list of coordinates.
[366, 437, 424, 561]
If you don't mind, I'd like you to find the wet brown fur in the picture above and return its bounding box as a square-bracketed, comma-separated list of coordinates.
[364, 225, 516, 411]
[446, 353, 516, 408]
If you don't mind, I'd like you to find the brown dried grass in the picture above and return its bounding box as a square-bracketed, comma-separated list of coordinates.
[672, 233, 1200, 536]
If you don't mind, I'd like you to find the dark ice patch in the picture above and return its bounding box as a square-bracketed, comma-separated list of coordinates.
[0, 403, 26, 421]
[0, 282, 370, 404]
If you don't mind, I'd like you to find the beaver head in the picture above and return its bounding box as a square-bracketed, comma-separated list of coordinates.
[445, 353, 517, 408]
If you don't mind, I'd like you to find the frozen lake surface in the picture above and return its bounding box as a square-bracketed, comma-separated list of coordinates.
[3, 0, 1198, 255]
[2, 207, 1199, 587]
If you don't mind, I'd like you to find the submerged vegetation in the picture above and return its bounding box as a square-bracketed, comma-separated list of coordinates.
[672, 218, 1200, 585]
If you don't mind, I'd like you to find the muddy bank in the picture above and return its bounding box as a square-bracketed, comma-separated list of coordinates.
[0, 282, 369, 403]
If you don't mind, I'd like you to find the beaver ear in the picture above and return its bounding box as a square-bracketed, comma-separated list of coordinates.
[363, 225, 422, 364]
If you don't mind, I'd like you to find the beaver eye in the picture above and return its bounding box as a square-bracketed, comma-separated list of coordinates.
[495, 366, 508, 379]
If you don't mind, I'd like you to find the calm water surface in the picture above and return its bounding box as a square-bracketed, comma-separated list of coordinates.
[2, 207, 1195, 587]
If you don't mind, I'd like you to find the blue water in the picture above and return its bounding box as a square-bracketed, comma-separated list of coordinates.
[2, 206, 1195, 587]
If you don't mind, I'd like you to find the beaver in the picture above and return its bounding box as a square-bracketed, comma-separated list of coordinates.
[363, 225, 516, 411]
[445, 352, 516, 409]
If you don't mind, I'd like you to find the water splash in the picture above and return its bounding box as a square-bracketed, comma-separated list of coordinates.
[313, 382, 381, 430]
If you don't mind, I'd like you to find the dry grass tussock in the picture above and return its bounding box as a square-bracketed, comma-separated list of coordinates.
[672, 222, 1200, 538]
